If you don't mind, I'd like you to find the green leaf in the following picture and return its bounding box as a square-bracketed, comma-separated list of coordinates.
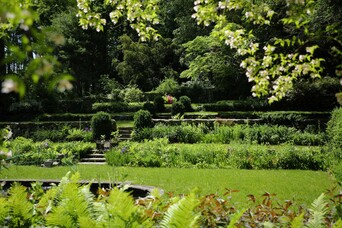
[160, 192, 200, 228]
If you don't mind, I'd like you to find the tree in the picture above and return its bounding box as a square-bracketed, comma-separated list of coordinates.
[114, 34, 177, 91]
[192, 0, 341, 103]
[180, 35, 250, 99]
[76, 0, 160, 41]
[0, 0, 73, 98]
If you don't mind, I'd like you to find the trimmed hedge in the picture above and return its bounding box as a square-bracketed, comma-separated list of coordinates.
[91, 112, 116, 140]
[92, 102, 142, 113]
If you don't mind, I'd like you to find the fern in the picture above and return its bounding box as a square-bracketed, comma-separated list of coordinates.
[7, 183, 35, 227]
[291, 213, 304, 228]
[333, 219, 342, 228]
[306, 193, 328, 228]
[45, 172, 99, 227]
[105, 187, 153, 227]
[160, 192, 200, 228]
[0, 198, 10, 225]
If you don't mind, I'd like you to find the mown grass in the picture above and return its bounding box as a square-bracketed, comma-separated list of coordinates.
[0, 165, 334, 207]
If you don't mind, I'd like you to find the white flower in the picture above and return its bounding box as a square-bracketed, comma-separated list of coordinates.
[57, 80, 73, 92]
[1, 79, 18, 93]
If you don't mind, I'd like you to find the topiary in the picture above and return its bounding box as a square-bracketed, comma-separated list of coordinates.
[143, 102, 156, 116]
[91, 112, 116, 140]
[171, 102, 185, 116]
[134, 110, 154, 130]
[179, 95, 192, 112]
[153, 96, 165, 112]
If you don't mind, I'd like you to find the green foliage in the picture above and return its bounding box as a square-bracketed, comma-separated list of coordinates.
[133, 110, 154, 130]
[7, 138, 95, 165]
[179, 95, 192, 112]
[5, 184, 33, 227]
[192, 0, 341, 103]
[77, 0, 160, 41]
[143, 102, 156, 116]
[92, 102, 142, 113]
[155, 78, 180, 95]
[132, 123, 325, 146]
[153, 96, 165, 112]
[307, 194, 328, 228]
[171, 102, 186, 116]
[326, 107, 342, 148]
[160, 192, 200, 228]
[8, 101, 43, 114]
[119, 86, 144, 103]
[107, 139, 328, 170]
[66, 128, 92, 142]
[132, 123, 203, 144]
[0, 172, 340, 227]
[31, 128, 68, 142]
[91, 112, 115, 140]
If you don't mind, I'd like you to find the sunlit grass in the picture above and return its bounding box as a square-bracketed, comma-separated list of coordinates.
[116, 121, 134, 128]
[0, 165, 334, 207]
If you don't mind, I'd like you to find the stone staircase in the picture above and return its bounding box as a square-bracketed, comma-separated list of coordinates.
[119, 127, 133, 141]
[79, 152, 106, 165]
[79, 127, 133, 165]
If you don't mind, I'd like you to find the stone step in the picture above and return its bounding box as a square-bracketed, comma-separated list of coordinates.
[119, 138, 131, 141]
[80, 157, 106, 162]
[78, 162, 106, 165]
[88, 153, 105, 158]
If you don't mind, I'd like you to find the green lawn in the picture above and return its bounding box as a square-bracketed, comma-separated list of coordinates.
[0, 165, 334, 207]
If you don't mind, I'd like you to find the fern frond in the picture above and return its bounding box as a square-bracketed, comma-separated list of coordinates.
[106, 188, 142, 226]
[306, 193, 328, 228]
[0, 198, 10, 225]
[160, 192, 200, 228]
[227, 209, 245, 228]
[332, 219, 342, 228]
[291, 213, 304, 228]
[45, 172, 99, 227]
[45, 206, 75, 227]
[7, 184, 34, 226]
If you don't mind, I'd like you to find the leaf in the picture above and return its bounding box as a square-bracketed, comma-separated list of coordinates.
[160, 192, 200, 228]
[306, 193, 328, 228]
[291, 213, 304, 228]
[106, 188, 152, 227]
[227, 209, 245, 228]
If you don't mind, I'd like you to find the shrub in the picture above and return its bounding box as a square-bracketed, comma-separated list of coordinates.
[146, 123, 203, 143]
[326, 107, 342, 148]
[66, 128, 92, 142]
[31, 128, 69, 142]
[142, 102, 156, 116]
[171, 102, 185, 116]
[153, 96, 165, 112]
[57, 99, 92, 113]
[91, 112, 116, 140]
[9, 101, 43, 114]
[92, 102, 129, 112]
[133, 110, 154, 130]
[179, 95, 192, 111]
[119, 87, 144, 102]
[155, 78, 180, 95]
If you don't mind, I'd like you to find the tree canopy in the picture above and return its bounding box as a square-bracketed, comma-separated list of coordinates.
[0, 0, 341, 103]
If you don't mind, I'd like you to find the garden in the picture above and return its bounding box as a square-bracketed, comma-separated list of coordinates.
[0, 0, 342, 227]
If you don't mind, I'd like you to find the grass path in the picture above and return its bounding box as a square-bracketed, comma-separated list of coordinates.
[0, 165, 334, 207]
